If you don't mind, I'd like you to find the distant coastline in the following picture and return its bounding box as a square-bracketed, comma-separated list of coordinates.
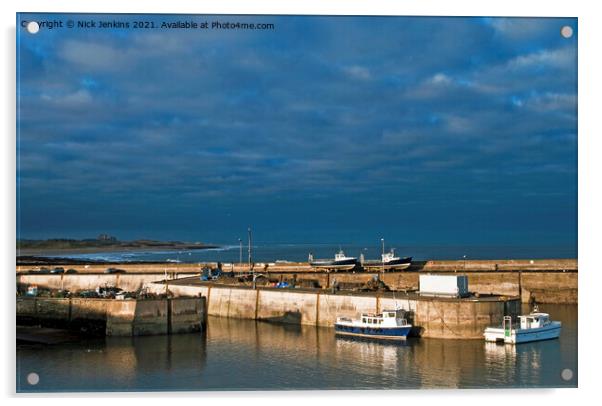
[16, 238, 219, 257]
[16, 256, 170, 265]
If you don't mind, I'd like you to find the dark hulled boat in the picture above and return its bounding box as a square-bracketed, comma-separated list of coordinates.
[309, 250, 357, 270]
[362, 248, 412, 270]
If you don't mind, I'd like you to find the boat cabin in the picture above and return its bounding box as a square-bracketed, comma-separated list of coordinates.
[382, 249, 399, 262]
[360, 310, 408, 327]
[335, 250, 353, 261]
[519, 312, 551, 329]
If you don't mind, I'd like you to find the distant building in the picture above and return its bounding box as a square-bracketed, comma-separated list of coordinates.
[97, 234, 117, 242]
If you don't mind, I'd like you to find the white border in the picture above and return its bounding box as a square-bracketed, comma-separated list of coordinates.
[3, 1, 600, 405]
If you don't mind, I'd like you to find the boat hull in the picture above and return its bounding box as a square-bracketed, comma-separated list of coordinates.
[386, 263, 411, 270]
[362, 257, 412, 270]
[384, 256, 412, 266]
[484, 322, 561, 344]
[334, 324, 412, 341]
[310, 258, 357, 271]
[310, 258, 357, 266]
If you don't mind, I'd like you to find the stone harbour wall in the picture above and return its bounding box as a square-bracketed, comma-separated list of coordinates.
[16, 296, 206, 336]
[144, 283, 519, 339]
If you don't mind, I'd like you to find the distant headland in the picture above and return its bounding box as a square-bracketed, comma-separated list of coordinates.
[16, 235, 219, 256]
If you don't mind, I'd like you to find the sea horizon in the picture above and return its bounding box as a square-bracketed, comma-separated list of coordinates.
[19, 241, 577, 263]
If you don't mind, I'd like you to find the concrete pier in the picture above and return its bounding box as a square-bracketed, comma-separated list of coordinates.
[142, 283, 520, 339]
[16, 297, 207, 336]
[16, 272, 199, 293]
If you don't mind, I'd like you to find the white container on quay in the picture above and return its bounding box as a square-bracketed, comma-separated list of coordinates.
[419, 274, 469, 298]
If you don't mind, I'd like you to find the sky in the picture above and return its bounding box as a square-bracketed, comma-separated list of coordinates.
[16, 14, 577, 250]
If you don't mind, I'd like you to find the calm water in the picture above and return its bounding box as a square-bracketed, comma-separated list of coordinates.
[17, 304, 577, 392]
[45, 243, 577, 263]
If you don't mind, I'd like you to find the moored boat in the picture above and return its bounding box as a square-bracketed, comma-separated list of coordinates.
[335, 309, 412, 341]
[483, 305, 561, 344]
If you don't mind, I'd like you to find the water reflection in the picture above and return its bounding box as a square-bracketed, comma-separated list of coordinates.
[17, 304, 577, 392]
[17, 334, 207, 392]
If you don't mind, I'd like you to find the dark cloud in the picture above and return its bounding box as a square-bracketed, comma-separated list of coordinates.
[16, 15, 577, 248]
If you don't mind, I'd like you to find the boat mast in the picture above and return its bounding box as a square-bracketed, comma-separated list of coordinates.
[381, 238, 385, 275]
[248, 227, 254, 287]
[248, 227, 252, 268]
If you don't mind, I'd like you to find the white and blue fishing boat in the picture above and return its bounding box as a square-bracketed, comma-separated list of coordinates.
[335, 309, 412, 341]
[483, 305, 562, 344]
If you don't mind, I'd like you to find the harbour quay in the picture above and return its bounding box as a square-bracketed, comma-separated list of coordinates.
[143, 281, 521, 339]
[17, 272, 521, 339]
[15, 258, 575, 339]
[17, 258, 578, 304]
[17, 296, 207, 337]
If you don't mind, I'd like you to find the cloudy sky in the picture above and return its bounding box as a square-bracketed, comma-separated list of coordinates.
[17, 14, 577, 249]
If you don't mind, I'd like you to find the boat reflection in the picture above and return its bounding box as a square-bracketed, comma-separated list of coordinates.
[482, 332, 567, 387]
[205, 313, 572, 389]
[17, 304, 577, 391]
[334, 336, 411, 379]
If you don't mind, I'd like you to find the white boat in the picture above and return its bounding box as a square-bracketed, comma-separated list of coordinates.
[335, 309, 412, 341]
[483, 306, 561, 344]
